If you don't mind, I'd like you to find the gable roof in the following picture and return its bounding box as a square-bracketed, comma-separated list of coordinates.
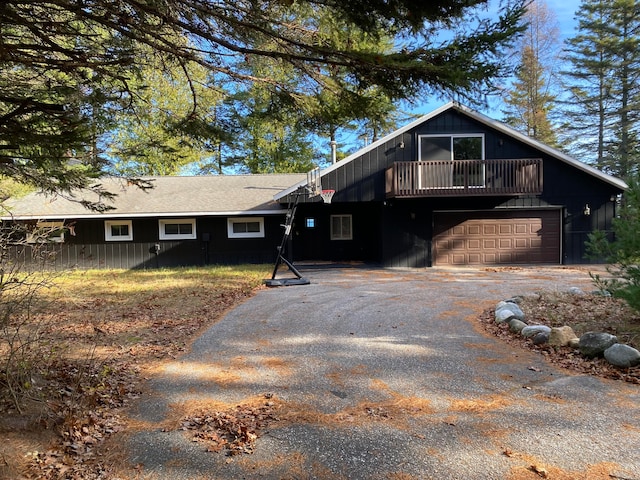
[274, 102, 628, 199]
[2, 174, 305, 220]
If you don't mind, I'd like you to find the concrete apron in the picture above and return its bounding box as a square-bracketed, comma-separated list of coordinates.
[126, 266, 640, 480]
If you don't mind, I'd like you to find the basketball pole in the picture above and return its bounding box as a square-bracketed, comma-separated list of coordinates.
[263, 168, 333, 287]
[263, 189, 310, 287]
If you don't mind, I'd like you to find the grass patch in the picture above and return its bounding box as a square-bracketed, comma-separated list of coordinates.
[0, 264, 270, 479]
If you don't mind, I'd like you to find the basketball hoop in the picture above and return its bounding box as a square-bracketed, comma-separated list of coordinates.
[320, 189, 335, 204]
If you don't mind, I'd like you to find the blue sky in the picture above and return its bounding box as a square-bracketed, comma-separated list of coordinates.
[556, 0, 582, 39]
[407, 0, 583, 116]
[337, 0, 585, 153]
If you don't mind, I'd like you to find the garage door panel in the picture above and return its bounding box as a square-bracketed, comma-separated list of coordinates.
[468, 239, 481, 249]
[499, 224, 513, 234]
[483, 225, 497, 235]
[433, 211, 560, 266]
[514, 238, 528, 248]
[499, 238, 512, 249]
[483, 239, 497, 249]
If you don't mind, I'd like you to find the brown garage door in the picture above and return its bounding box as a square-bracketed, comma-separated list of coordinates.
[433, 210, 561, 266]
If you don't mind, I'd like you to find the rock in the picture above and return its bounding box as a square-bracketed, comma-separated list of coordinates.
[495, 309, 516, 324]
[568, 338, 580, 349]
[506, 296, 523, 304]
[568, 287, 585, 295]
[604, 344, 640, 368]
[495, 302, 525, 321]
[508, 319, 528, 333]
[533, 331, 549, 345]
[578, 332, 618, 358]
[495, 300, 508, 311]
[549, 326, 577, 347]
[592, 290, 612, 297]
[521, 325, 551, 338]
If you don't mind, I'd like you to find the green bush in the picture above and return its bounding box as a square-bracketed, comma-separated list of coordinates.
[586, 177, 640, 311]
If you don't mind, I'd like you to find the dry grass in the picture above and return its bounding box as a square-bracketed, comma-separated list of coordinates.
[0, 264, 269, 479]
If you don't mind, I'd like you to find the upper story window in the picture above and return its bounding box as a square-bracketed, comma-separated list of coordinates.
[159, 218, 197, 240]
[105, 220, 133, 241]
[227, 217, 264, 238]
[418, 134, 485, 188]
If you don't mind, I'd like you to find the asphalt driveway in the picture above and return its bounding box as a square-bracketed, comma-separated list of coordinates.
[127, 266, 640, 479]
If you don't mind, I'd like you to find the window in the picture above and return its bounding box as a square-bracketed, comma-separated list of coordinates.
[227, 217, 264, 238]
[26, 221, 65, 243]
[305, 218, 315, 228]
[330, 214, 352, 240]
[418, 134, 485, 188]
[159, 218, 197, 240]
[105, 220, 133, 241]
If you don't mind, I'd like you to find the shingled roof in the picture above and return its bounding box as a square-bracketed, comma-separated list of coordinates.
[1, 174, 305, 220]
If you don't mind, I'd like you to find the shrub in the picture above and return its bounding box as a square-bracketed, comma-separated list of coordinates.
[587, 177, 640, 311]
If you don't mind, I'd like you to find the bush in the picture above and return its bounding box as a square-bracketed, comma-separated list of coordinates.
[0, 224, 58, 413]
[586, 177, 640, 311]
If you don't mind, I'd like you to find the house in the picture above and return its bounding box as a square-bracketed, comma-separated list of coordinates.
[1, 102, 627, 270]
[1, 174, 305, 269]
[276, 102, 627, 267]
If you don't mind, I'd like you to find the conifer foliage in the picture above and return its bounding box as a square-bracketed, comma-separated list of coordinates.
[0, 0, 526, 188]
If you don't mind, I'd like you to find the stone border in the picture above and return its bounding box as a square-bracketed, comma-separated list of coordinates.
[495, 288, 640, 369]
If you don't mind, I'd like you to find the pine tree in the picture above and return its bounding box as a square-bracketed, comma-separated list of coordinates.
[563, 0, 640, 179]
[0, 0, 526, 199]
[502, 0, 560, 146]
[105, 58, 227, 176]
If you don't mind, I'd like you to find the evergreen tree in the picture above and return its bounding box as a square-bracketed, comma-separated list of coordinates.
[105, 58, 227, 176]
[563, 0, 640, 179]
[0, 0, 526, 199]
[502, 0, 560, 146]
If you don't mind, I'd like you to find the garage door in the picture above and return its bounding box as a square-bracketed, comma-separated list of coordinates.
[433, 210, 561, 266]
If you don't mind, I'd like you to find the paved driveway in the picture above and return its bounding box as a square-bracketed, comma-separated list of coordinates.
[127, 266, 640, 479]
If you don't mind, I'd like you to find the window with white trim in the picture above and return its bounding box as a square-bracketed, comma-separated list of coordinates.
[26, 221, 65, 243]
[159, 218, 197, 240]
[330, 214, 352, 240]
[227, 217, 264, 238]
[105, 220, 133, 241]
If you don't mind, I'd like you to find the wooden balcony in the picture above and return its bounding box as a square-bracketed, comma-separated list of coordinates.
[385, 158, 543, 198]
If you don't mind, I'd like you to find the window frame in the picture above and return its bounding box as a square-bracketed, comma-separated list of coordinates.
[330, 214, 353, 241]
[26, 221, 65, 244]
[104, 220, 133, 242]
[227, 217, 265, 239]
[158, 218, 197, 240]
[417, 134, 486, 189]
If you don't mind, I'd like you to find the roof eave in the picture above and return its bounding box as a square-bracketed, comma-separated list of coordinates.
[0, 209, 288, 221]
[275, 101, 628, 200]
[452, 103, 628, 191]
[274, 102, 458, 200]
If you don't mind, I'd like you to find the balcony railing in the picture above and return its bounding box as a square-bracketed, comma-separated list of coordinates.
[385, 158, 543, 198]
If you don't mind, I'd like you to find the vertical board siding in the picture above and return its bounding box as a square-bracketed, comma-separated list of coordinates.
[7, 214, 286, 270]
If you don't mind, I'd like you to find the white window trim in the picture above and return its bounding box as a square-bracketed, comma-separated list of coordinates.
[227, 217, 265, 239]
[159, 218, 197, 240]
[330, 214, 353, 241]
[26, 221, 65, 244]
[105, 220, 133, 241]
